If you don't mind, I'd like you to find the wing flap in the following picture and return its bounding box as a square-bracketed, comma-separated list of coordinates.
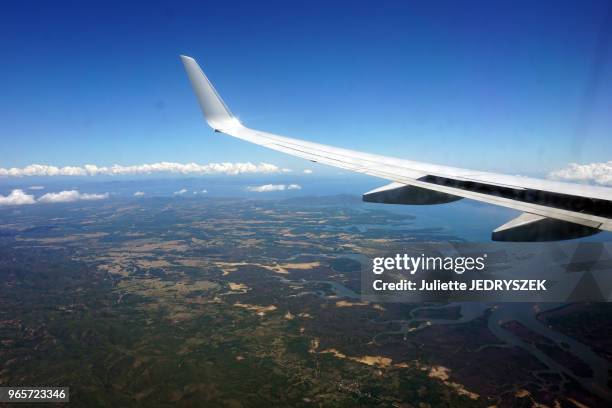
[363, 182, 462, 205]
[492, 212, 601, 241]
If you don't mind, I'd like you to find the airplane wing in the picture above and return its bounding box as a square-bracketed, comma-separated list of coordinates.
[180, 55, 612, 242]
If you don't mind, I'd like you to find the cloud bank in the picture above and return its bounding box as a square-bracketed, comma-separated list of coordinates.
[0, 189, 110, 206]
[0, 189, 36, 206]
[38, 190, 109, 203]
[246, 184, 302, 192]
[548, 161, 612, 186]
[0, 162, 285, 177]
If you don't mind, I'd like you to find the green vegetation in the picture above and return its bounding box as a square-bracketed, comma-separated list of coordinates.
[0, 197, 609, 406]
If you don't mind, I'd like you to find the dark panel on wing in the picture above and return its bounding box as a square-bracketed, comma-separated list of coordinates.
[421, 175, 612, 218]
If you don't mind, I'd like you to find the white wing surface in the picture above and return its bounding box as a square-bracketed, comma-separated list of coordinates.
[181, 55, 612, 241]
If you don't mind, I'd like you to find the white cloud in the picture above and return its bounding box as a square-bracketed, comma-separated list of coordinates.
[246, 184, 286, 192]
[548, 161, 612, 186]
[0, 162, 286, 177]
[174, 188, 188, 195]
[0, 189, 36, 206]
[38, 190, 109, 203]
[246, 184, 302, 192]
[201, 189, 208, 194]
[0, 189, 109, 206]
[28, 185, 45, 190]
[303, 169, 313, 174]
[134, 191, 145, 197]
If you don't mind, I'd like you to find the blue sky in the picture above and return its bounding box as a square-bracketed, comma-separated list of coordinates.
[1, 0, 611, 176]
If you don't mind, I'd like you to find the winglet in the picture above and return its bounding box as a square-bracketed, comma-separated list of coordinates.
[180, 55, 240, 131]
